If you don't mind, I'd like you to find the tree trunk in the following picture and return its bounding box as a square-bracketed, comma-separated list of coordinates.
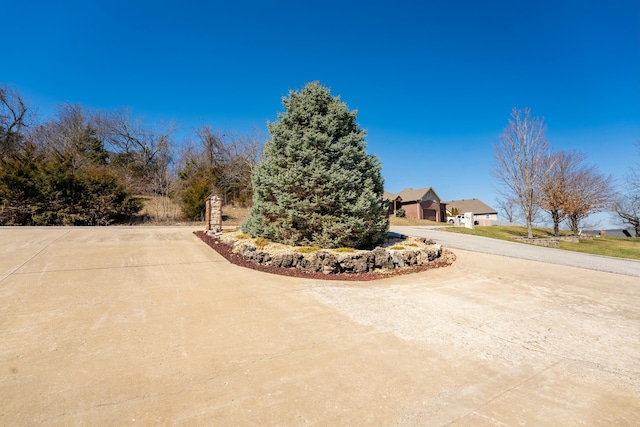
[551, 209, 561, 236]
[568, 215, 579, 235]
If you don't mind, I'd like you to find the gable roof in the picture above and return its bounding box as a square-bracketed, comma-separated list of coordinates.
[383, 191, 400, 201]
[443, 199, 497, 215]
[392, 187, 441, 203]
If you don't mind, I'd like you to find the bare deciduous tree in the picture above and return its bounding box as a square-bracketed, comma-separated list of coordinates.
[615, 142, 640, 237]
[495, 196, 519, 224]
[195, 126, 227, 169]
[493, 108, 550, 238]
[0, 84, 30, 159]
[563, 163, 613, 235]
[540, 150, 583, 236]
[149, 135, 176, 221]
[96, 108, 143, 159]
[96, 108, 175, 195]
[35, 104, 93, 173]
[220, 130, 262, 205]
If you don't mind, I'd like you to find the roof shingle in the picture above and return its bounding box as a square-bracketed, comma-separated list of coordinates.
[442, 199, 497, 214]
[385, 187, 441, 202]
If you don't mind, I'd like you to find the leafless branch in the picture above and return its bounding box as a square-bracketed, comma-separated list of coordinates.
[493, 107, 550, 238]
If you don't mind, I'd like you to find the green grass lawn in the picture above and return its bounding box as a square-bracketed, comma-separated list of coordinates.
[444, 225, 640, 260]
[557, 237, 640, 259]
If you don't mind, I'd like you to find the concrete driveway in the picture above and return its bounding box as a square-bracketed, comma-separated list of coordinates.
[391, 226, 640, 277]
[1, 227, 639, 425]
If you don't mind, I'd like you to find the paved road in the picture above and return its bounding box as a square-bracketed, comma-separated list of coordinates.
[391, 226, 640, 277]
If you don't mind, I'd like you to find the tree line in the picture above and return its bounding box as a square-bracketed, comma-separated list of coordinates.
[493, 108, 639, 237]
[0, 84, 261, 226]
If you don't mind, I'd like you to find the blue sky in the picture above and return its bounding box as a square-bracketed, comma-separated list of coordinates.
[2, 0, 639, 228]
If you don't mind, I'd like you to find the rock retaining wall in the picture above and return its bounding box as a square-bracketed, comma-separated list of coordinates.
[511, 234, 594, 247]
[214, 234, 442, 274]
[511, 237, 560, 247]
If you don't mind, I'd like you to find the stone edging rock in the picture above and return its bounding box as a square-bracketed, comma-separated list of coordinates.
[212, 231, 444, 275]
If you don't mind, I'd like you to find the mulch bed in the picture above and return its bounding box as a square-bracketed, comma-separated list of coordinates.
[194, 231, 456, 281]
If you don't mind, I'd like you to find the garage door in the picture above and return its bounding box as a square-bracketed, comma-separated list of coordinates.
[422, 209, 436, 221]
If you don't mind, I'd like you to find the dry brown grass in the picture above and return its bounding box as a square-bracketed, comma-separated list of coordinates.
[388, 216, 451, 227]
[138, 195, 250, 226]
[220, 206, 250, 226]
[135, 195, 201, 226]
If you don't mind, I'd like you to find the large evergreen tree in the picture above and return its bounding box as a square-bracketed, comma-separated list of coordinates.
[243, 82, 388, 249]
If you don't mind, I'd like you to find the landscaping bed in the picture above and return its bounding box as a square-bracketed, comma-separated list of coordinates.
[195, 230, 455, 281]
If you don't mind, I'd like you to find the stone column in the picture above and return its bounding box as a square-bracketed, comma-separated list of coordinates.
[205, 194, 222, 233]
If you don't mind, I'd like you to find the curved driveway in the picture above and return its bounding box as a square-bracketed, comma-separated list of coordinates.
[391, 226, 640, 277]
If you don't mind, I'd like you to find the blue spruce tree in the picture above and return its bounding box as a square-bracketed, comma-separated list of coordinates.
[243, 82, 388, 249]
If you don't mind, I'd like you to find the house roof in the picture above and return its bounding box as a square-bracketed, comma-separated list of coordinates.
[388, 187, 441, 202]
[443, 199, 497, 215]
[383, 191, 399, 201]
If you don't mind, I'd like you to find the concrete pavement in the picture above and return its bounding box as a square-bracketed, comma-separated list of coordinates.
[1, 227, 639, 425]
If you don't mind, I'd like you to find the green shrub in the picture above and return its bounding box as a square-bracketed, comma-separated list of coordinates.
[395, 208, 406, 218]
[0, 143, 142, 226]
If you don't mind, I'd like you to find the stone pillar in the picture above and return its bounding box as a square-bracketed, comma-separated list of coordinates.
[205, 194, 222, 233]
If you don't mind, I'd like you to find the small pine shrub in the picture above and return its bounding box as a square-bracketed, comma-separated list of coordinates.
[395, 208, 406, 218]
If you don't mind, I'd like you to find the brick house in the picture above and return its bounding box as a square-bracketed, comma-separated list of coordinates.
[384, 187, 447, 222]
